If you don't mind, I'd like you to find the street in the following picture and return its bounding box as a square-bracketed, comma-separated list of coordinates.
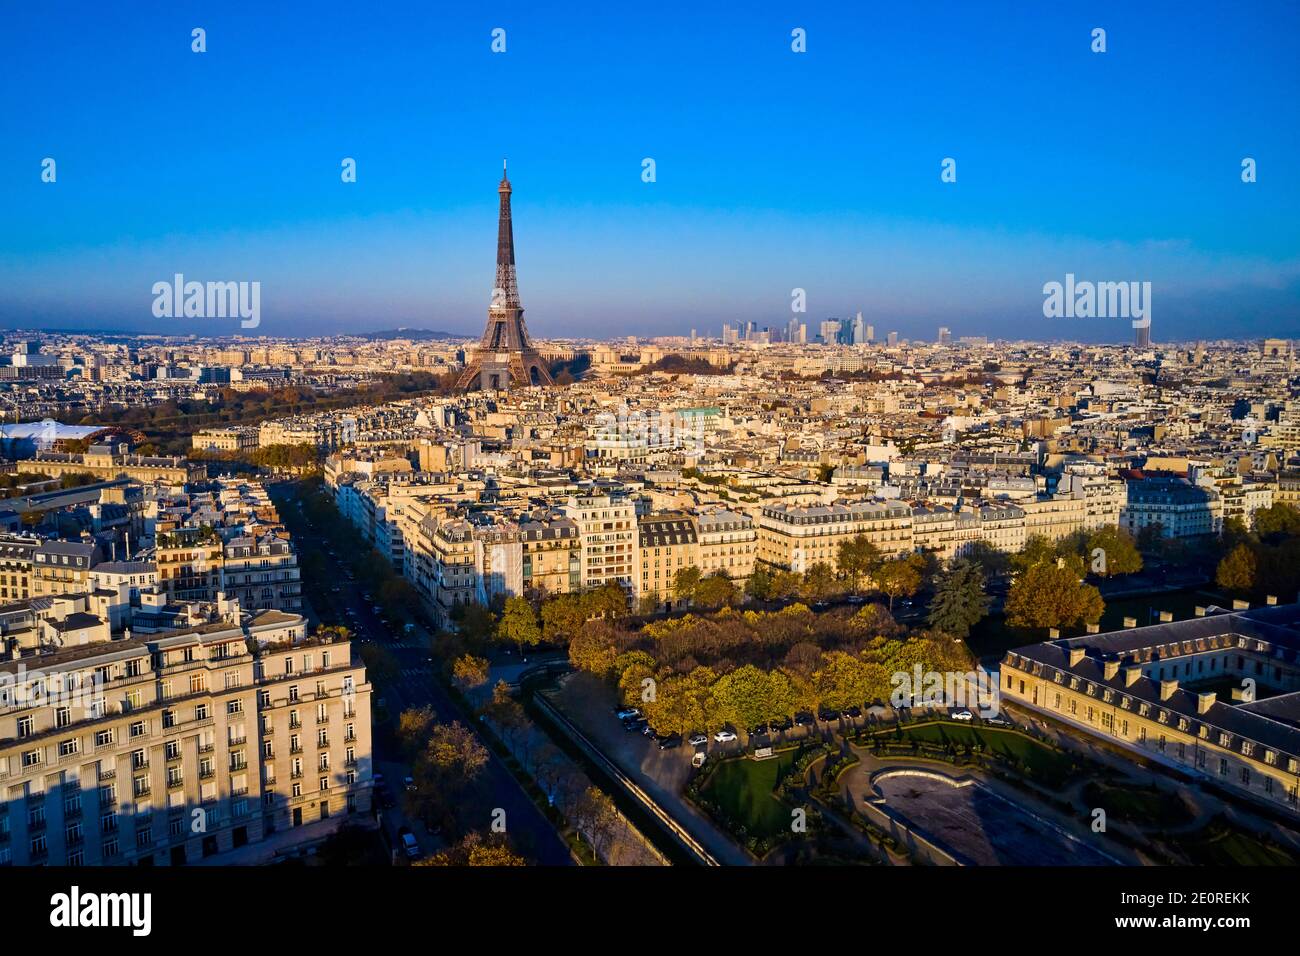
[273, 484, 574, 866]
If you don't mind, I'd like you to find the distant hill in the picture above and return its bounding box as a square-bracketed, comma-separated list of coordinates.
[355, 328, 469, 342]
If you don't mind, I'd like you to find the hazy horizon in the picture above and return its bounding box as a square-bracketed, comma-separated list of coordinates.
[3, 1, 1298, 342]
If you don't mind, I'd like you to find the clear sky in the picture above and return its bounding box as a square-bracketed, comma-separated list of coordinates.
[2, 0, 1298, 342]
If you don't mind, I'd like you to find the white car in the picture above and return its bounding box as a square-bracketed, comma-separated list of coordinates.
[950, 710, 974, 721]
[688, 733, 708, 747]
[713, 730, 738, 743]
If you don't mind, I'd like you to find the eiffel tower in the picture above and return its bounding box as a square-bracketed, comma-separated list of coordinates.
[455, 162, 554, 392]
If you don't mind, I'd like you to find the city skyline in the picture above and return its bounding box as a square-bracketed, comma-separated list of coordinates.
[3, 1, 1299, 341]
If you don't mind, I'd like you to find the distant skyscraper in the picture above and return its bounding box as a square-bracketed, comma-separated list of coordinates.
[819, 320, 840, 345]
[887, 331, 899, 346]
[455, 163, 554, 392]
[938, 326, 951, 345]
[1135, 322, 1151, 348]
[866, 324, 875, 343]
[852, 312, 866, 345]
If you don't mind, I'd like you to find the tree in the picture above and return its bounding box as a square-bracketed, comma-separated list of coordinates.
[836, 535, 882, 592]
[1079, 525, 1142, 577]
[672, 566, 701, 604]
[583, 583, 629, 620]
[451, 654, 490, 690]
[1010, 535, 1059, 575]
[1253, 503, 1300, 541]
[771, 570, 803, 601]
[615, 650, 657, 707]
[965, 539, 1011, 579]
[421, 832, 528, 867]
[1005, 561, 1104, 632]
[713, 664, 781, 729]
[694, 571, 740, 609]
[497, 596, 542, 656]
[453, 603, 497, 646]
[1216, 543, 1257, 594]
[396, 706, 436, 759]
[927, 560, 990, 639]
[540, 592, 586, 644]
[813, 651, 872, 712]
[643, 666, 719, 736]
[875, 555, 923, 610]
[744, 566, 774, 601]
[404, 719, 490, 832]
[574, 786, 621, 861]
[801, 562, 838, 602]
[568, 621, 620, 676]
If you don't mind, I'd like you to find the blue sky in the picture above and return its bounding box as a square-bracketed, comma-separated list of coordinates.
[1, 0, 1298, 341]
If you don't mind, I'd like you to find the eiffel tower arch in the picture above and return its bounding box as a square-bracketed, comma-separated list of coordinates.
[455, 163, 555, 392]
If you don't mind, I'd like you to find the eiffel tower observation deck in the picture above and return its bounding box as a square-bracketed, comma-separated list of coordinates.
[455, 162, 554, 392]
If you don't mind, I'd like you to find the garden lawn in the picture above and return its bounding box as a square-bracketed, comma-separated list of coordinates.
[875, 721, 1078, 788]
[1082, 781, 1193, 827]
[701, 750, 797, 840]
[1182, 823, 1298, 866]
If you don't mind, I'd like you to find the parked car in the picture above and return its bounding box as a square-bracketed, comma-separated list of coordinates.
[748, 723, 770, 737]
[985, 716, 1010, 726]
[623, 717, 647, 733]
[615, 707, 641, 721]
[772, 716, 794, 732]
[713, 730, 738, 743]
[843, 705, 862, 719]
[399, 829, 421, 860]
[817, 706, 839, 722]
[658, 733, 682, 750]
[794, 712, 815, 727]
[688, 732, 708, 747]
[641, 723, 657, 738]
[403, 776, 417, 791]
[950, 709, 974, 721]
